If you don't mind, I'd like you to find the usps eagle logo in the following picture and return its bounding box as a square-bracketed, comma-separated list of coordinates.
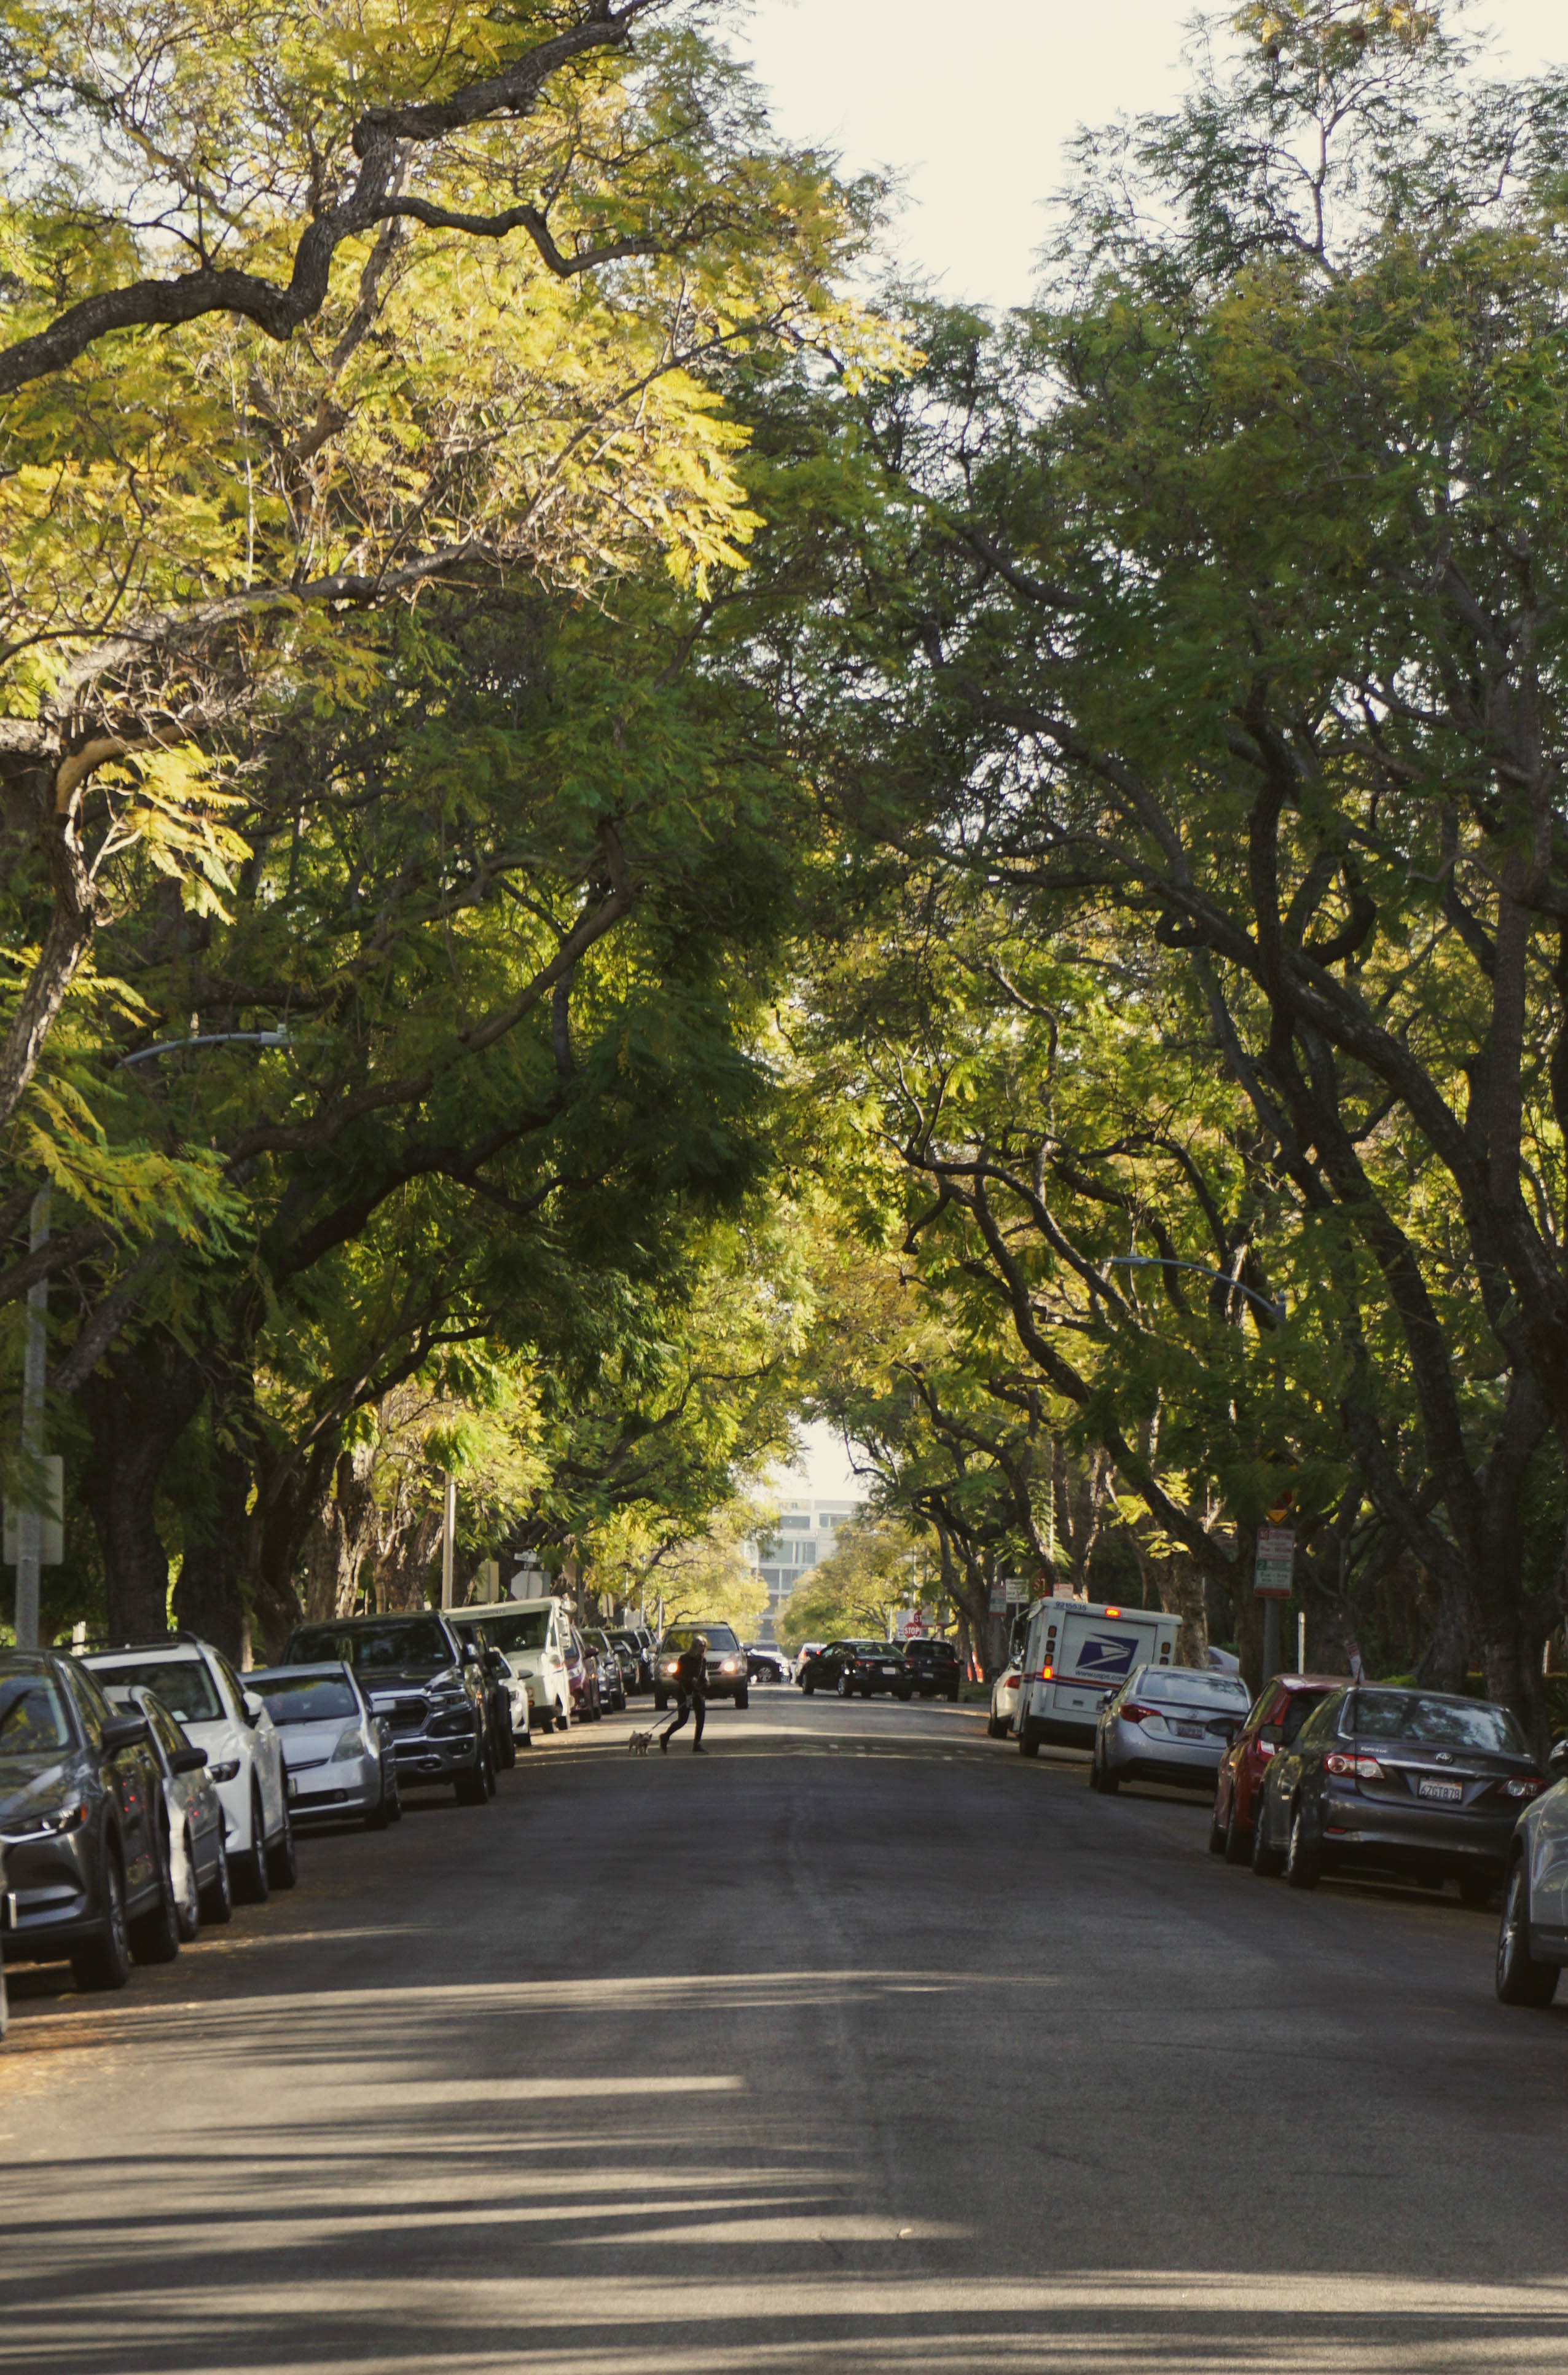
[1074, 1633, 1139, 1679]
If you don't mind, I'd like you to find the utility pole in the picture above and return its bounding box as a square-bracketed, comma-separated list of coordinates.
[14, 1185, 49, 1649]
[440, 1472, 457, 1609]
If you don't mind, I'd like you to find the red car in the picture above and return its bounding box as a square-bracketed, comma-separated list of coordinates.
[1210, 1674, 1343, 1864]
[563, 1625, 603, 1724]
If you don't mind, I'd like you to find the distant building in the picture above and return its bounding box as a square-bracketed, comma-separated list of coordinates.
[749, 1497, 863, 1635]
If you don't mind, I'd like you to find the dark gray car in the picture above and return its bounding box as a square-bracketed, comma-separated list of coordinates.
[0, 1651, 181, 1989]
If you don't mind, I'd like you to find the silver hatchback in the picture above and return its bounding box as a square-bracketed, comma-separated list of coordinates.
[1091, 1663, 1252, 1792]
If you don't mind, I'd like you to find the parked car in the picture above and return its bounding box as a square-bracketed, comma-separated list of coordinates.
[0, 1846, 9, 2037]
[608, 1627, 656, 1691]
[745, 1645, 793, 1686]
[565, 1624, 603, 1723]
[82, 1633, 294, 1902]
[101, 1683, 230, 1936]
[488, 1651, 533, 1750]
[1252, 1683, 1544, 1901]
[1091, 1663, 1252, 1792]
[449, 1618, 522, 1768]
[1495, 1752, 1568, 2005]
[1209, 1674, 1343, 1863]
[654, 1624, 749, 1709]
[472, 1598, 576, 1730]
[902, 1636, 963, 1702]
[584, 1629, 629, 1713]
[989, 1659, 1022, 1738]
[793, 1642, 825, 1684]
[247, 1664, 401, 1829]
[0, 1651, 181, 1988]
[796, 1640, 855, 1695]
[832, 1641, 911, 1700]
[284, 1612, 494, 1803]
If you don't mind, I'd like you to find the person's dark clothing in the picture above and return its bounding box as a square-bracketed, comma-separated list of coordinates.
[662, 1644, 707, 1750]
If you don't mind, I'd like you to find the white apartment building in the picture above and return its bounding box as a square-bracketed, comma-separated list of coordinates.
[750, 1497, 862, 1634]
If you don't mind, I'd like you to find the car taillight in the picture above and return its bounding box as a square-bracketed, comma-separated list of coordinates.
[1325, 1752, 1383, 1780]
[1503, 1777, 1544, 1799]
[1119, 1704, 1157, 1724]
[1256, 1740, 1275, 1759]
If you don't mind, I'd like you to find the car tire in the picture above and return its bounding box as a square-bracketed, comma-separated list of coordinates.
[735, 1687, 749, 1710]
[1207, 1806, 1226, 1853]
[265, 1802, 297, 1891]
[1496, 1859, 1560, 2006]
[1251, 1798, 1286, 1877]
[1099, 1759, 1119, 1794]
[1285, 1804, 1320, 1890]
[72, 1848, 131, 1992]
[989, 1711, 1006, 1739]
[174, 1823, 202, 1941]
[231, 1789, 270, 1905]
[129, 1847, 181, 1967]
[367, 1770, 393, 1831]
[896, 1687, 912, 1703]
[199, 1839, 234, 1926]
[802, 1677, 815, 1696]
[1018, 1718, 1040, 1759]
[1224, 1802, 1251, 1867]
[455, 1738, 490, 1807]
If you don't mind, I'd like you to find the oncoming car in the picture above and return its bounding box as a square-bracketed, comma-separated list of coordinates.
[655, 1625, 749, 1710]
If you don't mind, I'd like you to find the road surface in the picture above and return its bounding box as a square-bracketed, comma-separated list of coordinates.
[4, 1688, 1566, 2371]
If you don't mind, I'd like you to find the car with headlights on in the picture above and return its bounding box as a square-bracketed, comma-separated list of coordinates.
[989, 1659, 1022, 1738]
[1209, 1673, 1343, 1863]
[654, 1623, 749, 1709]
[1252, 1684, 1543, 1901]
[102, 1683, 230, 1936]
[248, 1664, 400, 1829]
[0, 1652, 180, 1988]
[82, 1633, 293, 1904]
[1091, 1663, 1252, 1792]
[284, 1613, 493, 1803]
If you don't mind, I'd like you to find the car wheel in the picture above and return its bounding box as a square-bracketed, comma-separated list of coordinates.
[174, 1823, 202, 1941]
[484, 1744, 497, 1799]
[231, 1789, 270, 1904]
[72, 1848, 131, 1992]
[455, 1737, 489, 1806]
[946, 1686, 959, 1702]
[1208, 1797, 1226, 1854]
[199, 1837, 234, 1926]
[367, 1768, 393, 1831]
[1496, 1859, 1560, 2006]
[1224, 1802, 1252, 1867]
[129, 1844, 181, 1967]
[1099, 1754, 1119, 1794]
[1251, 1797, 1286, 1877]
[802, 1677, 815, 1696]
[735, 1687, 749, 1710]
[1285, 1804, 1320, 1890]
[896, 1687, 912, 1703]
[988, 1710, 1006, 1738]
[265, 1801, 297, 1891]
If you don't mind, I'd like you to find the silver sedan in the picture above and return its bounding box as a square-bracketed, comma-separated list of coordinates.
[248, 1663, 401, 1829]
[1091, 1663, 1252, 1792]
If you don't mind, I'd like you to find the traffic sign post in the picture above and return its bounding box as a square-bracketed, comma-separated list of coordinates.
[1253, 1526, 1295, 1682]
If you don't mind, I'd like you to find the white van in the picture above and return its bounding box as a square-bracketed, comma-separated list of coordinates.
[1015, 1597, 1182, 1756]
[470, 1596, 574, 1732]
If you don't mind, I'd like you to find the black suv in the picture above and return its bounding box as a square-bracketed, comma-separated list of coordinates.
[284, 1613, 493, 1804]
[0, 1651, 182, 1988]
[902, 1636, 962, 1702]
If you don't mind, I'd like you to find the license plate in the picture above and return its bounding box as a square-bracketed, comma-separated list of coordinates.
[1174, 1722, 1205, 1740]
[1417, 1778, 1462, 1803]
[286, 1773, 299, 1800]
[882, 1665, 898, 1674]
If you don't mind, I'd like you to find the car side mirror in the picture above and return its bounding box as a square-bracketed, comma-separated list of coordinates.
[242, 1690, 265, 1724]
[171, 1745, 208, 1775]
[461, 1641, 480, 1665]
[101, 1713, 150, 1753]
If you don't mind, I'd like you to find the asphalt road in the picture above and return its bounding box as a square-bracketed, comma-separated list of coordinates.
[5, 1686, 1568, 2373]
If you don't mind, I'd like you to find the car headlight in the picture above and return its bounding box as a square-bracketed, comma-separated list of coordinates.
[720, 1658, 740, 1674]
[2, 1798, 89, 1839]
[207, 1758, 241, 1783]
[331, 1725, 367, 1763]
[429, 1710, 475, 1738]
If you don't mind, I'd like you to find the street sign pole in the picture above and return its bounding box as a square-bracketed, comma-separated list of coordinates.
[14, 1185, 49, 1650]
[1253, 1525, 1296, 1684]
[440, 1472, 457, 1609]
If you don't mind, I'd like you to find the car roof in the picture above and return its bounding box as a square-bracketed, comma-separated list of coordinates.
[291, 1611, 450, 1630]
[85, 1641, 211, 1662]
[248, 1662, 355, 1679]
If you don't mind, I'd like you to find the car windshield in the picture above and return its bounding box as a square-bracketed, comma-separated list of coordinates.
[855, 1643, 898, 1656]
[1354, 1691, 1525, 1753]
[1140, 1670, 1251, 1704]
[479, 1608, 552, 1654]
[664, 1626, 740, 1654]
[88, 1656, 223, 1723]
[291, 1620, 453, 1674]
[254, 1673, 359, 1725]
[0, 1672, 72, 1753]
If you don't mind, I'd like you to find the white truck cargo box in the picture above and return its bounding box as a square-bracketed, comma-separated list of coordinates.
[1016, 1597, 1181, 1756]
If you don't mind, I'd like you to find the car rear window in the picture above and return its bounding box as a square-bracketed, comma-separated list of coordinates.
[481, 1608, 552, 1653]
[1141, 1669, 1250, 1705]
[0, 1673, 72, 1752]
[1353, 1692, 1524, 1754]
[1280, 1690, 1335, 1745]
[255, 1674, 359, 1725]
[87, 1656, 223, 1723]
[291, 1620, 453, 1673]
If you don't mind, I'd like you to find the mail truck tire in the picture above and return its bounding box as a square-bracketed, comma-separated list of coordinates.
[1018, 1717, 1041, 1759]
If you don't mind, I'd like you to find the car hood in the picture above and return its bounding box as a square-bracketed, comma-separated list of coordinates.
[276, 1719, 362, 1761]
[180, 1715, 250, 1764]
[363, 1671, 463, 1697]
[0, 1754, 75, 1823]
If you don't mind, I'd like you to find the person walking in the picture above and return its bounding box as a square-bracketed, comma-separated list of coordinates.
[661, 1633, 708, 1754]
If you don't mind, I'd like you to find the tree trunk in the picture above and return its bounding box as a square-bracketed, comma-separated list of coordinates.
[80, 1340, 206, 1641]
[1134, 1540, 1210, 1670]
[173, 1429, 253, 1663]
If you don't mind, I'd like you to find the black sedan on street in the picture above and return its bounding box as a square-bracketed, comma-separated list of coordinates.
[901, 1636, 963, 1702]
[1251, 1683, 1544, 1902]
[0, 1651, 181, 1988]
[797, 1640, 912, 1698]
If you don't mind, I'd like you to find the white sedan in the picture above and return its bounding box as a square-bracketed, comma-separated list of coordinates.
[103, 1683, 231, 1936]
[989, 1660, 1022, 1739]
[248, 1663, 400, 1828]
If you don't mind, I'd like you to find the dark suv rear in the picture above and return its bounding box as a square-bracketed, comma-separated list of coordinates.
[283, 1613, 493, 1805]
[902, 1636, 962, 1701]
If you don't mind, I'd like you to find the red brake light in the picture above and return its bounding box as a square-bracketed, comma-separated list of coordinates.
[1325, 1752, 1383, 1780]
[1256, 1740, 1275, 1758]
[1120, 1703, 1157, 1725]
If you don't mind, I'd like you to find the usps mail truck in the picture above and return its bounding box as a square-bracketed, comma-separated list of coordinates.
[1016, 1597, 1182, 1756]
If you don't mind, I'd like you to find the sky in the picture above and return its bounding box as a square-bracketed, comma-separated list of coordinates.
[731, 0, 1568, 312]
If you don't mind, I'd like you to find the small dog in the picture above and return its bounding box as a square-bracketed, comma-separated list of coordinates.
[627, 1728, 656, 1756]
